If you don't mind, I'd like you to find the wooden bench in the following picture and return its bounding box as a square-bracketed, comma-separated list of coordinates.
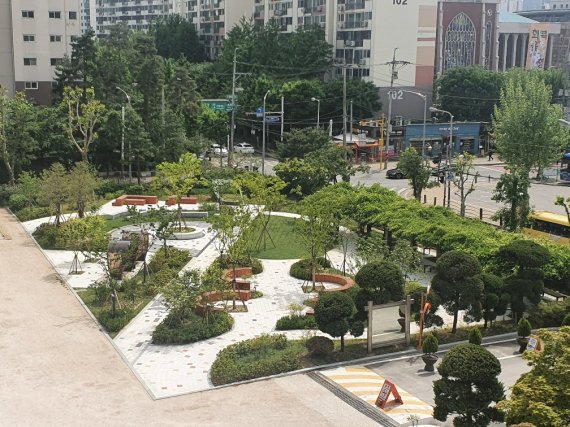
[166, 196, 198, 206]
[543, 288, 568, 301]
[112, 194, 158, 206]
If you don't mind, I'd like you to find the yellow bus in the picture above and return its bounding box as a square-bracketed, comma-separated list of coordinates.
[523, 210, 570, 246]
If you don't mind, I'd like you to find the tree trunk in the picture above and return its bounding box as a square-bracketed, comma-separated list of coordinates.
[77, 201, 85, 218]
[81, 149, 88, 162]
[340, 335, 345, 352]
[6, 163, 15, 186]
[452, 307, 459, 334]
[136, 158, 141, 185]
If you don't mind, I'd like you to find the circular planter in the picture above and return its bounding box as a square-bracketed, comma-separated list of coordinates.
[422, 353, 438, 372]
[170, 230, 205, 240]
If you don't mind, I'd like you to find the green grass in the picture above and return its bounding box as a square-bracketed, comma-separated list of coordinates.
[103, 217, 141, 233]
[250, 215, 306, 259]
[77, 288, 154, 338]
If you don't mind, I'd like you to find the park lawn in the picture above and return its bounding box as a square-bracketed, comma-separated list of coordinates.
[250, 215, 306, 259]
[103, 217, 142, 233]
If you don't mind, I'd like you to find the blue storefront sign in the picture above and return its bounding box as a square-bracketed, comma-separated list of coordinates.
[404, 122, 483, 156]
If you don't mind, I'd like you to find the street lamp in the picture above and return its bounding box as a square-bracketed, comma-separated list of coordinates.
[262, 90, 270, 175]
[116, 86, 132, 181]
[429, 106, 454, 208]
[399, 90, 427, 158]
[311, 97, 320, 129]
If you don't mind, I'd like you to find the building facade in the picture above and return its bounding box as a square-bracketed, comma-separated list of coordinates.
[0, 0, 81, 104]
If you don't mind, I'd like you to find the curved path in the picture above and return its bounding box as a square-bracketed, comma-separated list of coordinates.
[0, 208, 379, 426]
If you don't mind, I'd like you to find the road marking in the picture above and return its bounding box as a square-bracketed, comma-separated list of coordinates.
[320, 366, 433, 425]
[497, 354, 522, 361]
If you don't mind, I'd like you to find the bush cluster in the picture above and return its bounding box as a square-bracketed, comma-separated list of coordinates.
[210, 334, 305, 386]
[148, 247, 190, 273]
[98, 308, 134, 334]
[152, 311, 234, 344]
[289, 257, 331, 281]
[528, 300, 570, 328]
[15, 207, 52, 222]
[305, 336, 334, 357]
[275, 314, 317, 330]
[217, 255, 263, 275]
[32, 222, 60, 249]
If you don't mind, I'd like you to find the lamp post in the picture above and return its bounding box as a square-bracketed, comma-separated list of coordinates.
[400, 90, 427, 158]
[262, 90, 270, 175]
[429, 106, 454, 208]
[311, 97, 320, 129]
[116, 86, 132, 181]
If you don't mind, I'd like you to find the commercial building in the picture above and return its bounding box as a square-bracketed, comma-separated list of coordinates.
[0, 0, 82, 104]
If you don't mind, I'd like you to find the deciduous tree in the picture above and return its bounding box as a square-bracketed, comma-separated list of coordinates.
[452, 153, 479, 217]
[397, 148, 432, 201]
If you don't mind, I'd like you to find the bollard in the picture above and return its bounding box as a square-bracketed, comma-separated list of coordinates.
[433, 197, 437, 206]
[480, 208, 483, 220]
[488, 175, 491, 182]
[424, 195, 427, 204]
[475, 174, 477, 183]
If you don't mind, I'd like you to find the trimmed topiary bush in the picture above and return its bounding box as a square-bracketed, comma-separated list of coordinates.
[289, 257, 331, 281]
[152, 310, 234, 344]
[210, 334, 305, 386]
[468, 327, 483, 345]
[275, 314, 317, 330]
[422, 333, 439, 354]
[305, 336, 334, 357]
[517, 318, 532, 338]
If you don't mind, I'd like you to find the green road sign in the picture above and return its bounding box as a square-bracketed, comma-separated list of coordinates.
[201, 99, 232, 112]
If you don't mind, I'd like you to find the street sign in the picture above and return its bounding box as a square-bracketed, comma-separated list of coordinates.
[201, 99, 232, 112]
[265, 115, 280, 124]
[256, 107, 264, 118]
[375, 379, 403, 409]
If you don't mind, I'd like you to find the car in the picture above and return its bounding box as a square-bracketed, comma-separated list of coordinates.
[431, 164, 455, 176]
[386, 168, 406, 179]
[234, 142, 255, 154]
[208, 144, 228, 157]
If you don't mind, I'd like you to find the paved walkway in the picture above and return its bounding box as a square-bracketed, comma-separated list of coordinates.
[0, 207, 381, 426]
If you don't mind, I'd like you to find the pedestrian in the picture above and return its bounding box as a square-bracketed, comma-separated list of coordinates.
[488, 149, 494, 161]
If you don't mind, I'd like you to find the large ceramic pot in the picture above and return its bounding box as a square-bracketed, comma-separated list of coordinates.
[421, 353, 438, 372]
[516, 337, 529, 354]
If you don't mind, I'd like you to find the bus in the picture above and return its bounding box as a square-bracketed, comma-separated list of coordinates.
[523, 210, 570, 246]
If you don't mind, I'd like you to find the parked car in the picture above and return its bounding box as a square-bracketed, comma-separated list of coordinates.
[431, 164, 455, 176]
[234, 142, 255, 154]
[386, 168, 406, 179]
[207, 144, 228, 157]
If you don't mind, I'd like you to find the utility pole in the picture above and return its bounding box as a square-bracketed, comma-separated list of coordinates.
[385, 48, 410, 169]
[280, 96, 284, 143]
[350, 100, 353, 145]
[342, 65, 347, 149]
[161, 86, 165, 161]
[229, 48, 250, 167]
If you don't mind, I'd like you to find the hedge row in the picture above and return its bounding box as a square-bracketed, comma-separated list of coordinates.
[210, 334, 306, 386]
[275, 314, 317, 330]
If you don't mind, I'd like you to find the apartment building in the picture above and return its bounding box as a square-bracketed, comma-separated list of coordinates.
[187, 0, 253, 60]
[94, 0, 187, 35]
[0, 0, 81, 104]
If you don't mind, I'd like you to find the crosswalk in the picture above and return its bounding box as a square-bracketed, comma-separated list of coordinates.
[320, 366, 433, 425]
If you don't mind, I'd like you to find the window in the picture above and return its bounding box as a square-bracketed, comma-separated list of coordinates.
[50, 35, 62, 42]
[23, 58, 37, 66]
[443, 12, 476, 72]
[49, 11, 62, 19]
[23, 34, 35, 42]
[22, 10, 34, 18]
[25, 82, 38, 90]
[50, 58, 63, 66]
[69, 11, 77, 19]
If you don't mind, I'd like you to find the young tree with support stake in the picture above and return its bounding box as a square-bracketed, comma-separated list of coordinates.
[452, 153, 479, 217]
[152, 152, 202, 231]
[40, 163, 69, 227]
[397, 147, 433, 201]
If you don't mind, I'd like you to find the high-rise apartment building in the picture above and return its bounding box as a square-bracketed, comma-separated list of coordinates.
[94, 0, 187, 35]
[0, 0, 81, 104]
[187, 0, 253, 60]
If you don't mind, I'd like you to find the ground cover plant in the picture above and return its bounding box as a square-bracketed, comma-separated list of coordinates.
[152, 310, 234, 344]
[249, 216, 306, 259]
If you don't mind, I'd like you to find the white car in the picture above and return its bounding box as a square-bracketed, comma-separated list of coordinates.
[234, 142, 255, 154]
[208, 144, 228, 157]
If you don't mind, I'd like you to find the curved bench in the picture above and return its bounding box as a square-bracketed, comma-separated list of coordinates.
[314, 273, 355, 293]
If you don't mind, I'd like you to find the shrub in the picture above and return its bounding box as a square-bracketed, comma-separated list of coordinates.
[517, 318, 532, 337]
[468, 327, 483, 345]
[14, 206, 52, 222]
[562, 313, 570, 326]
[305, 336, 334, 357]
[148, 247, 190, 273]
[210, 334, 305, 386]
[98, 308, 134, 333]
[32, 222, 60, 249]
[289, 257, 331, 281]
[422, 333, 439, 354]
[217, 255, 263, 275]
[275, 314, 317, 330]
[0, 184, 16, 206]
[355, 260, 405, 303]
[528, 300, 569, 328]
[8, 193, 29, 212]
[152, 311, 234, 344]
